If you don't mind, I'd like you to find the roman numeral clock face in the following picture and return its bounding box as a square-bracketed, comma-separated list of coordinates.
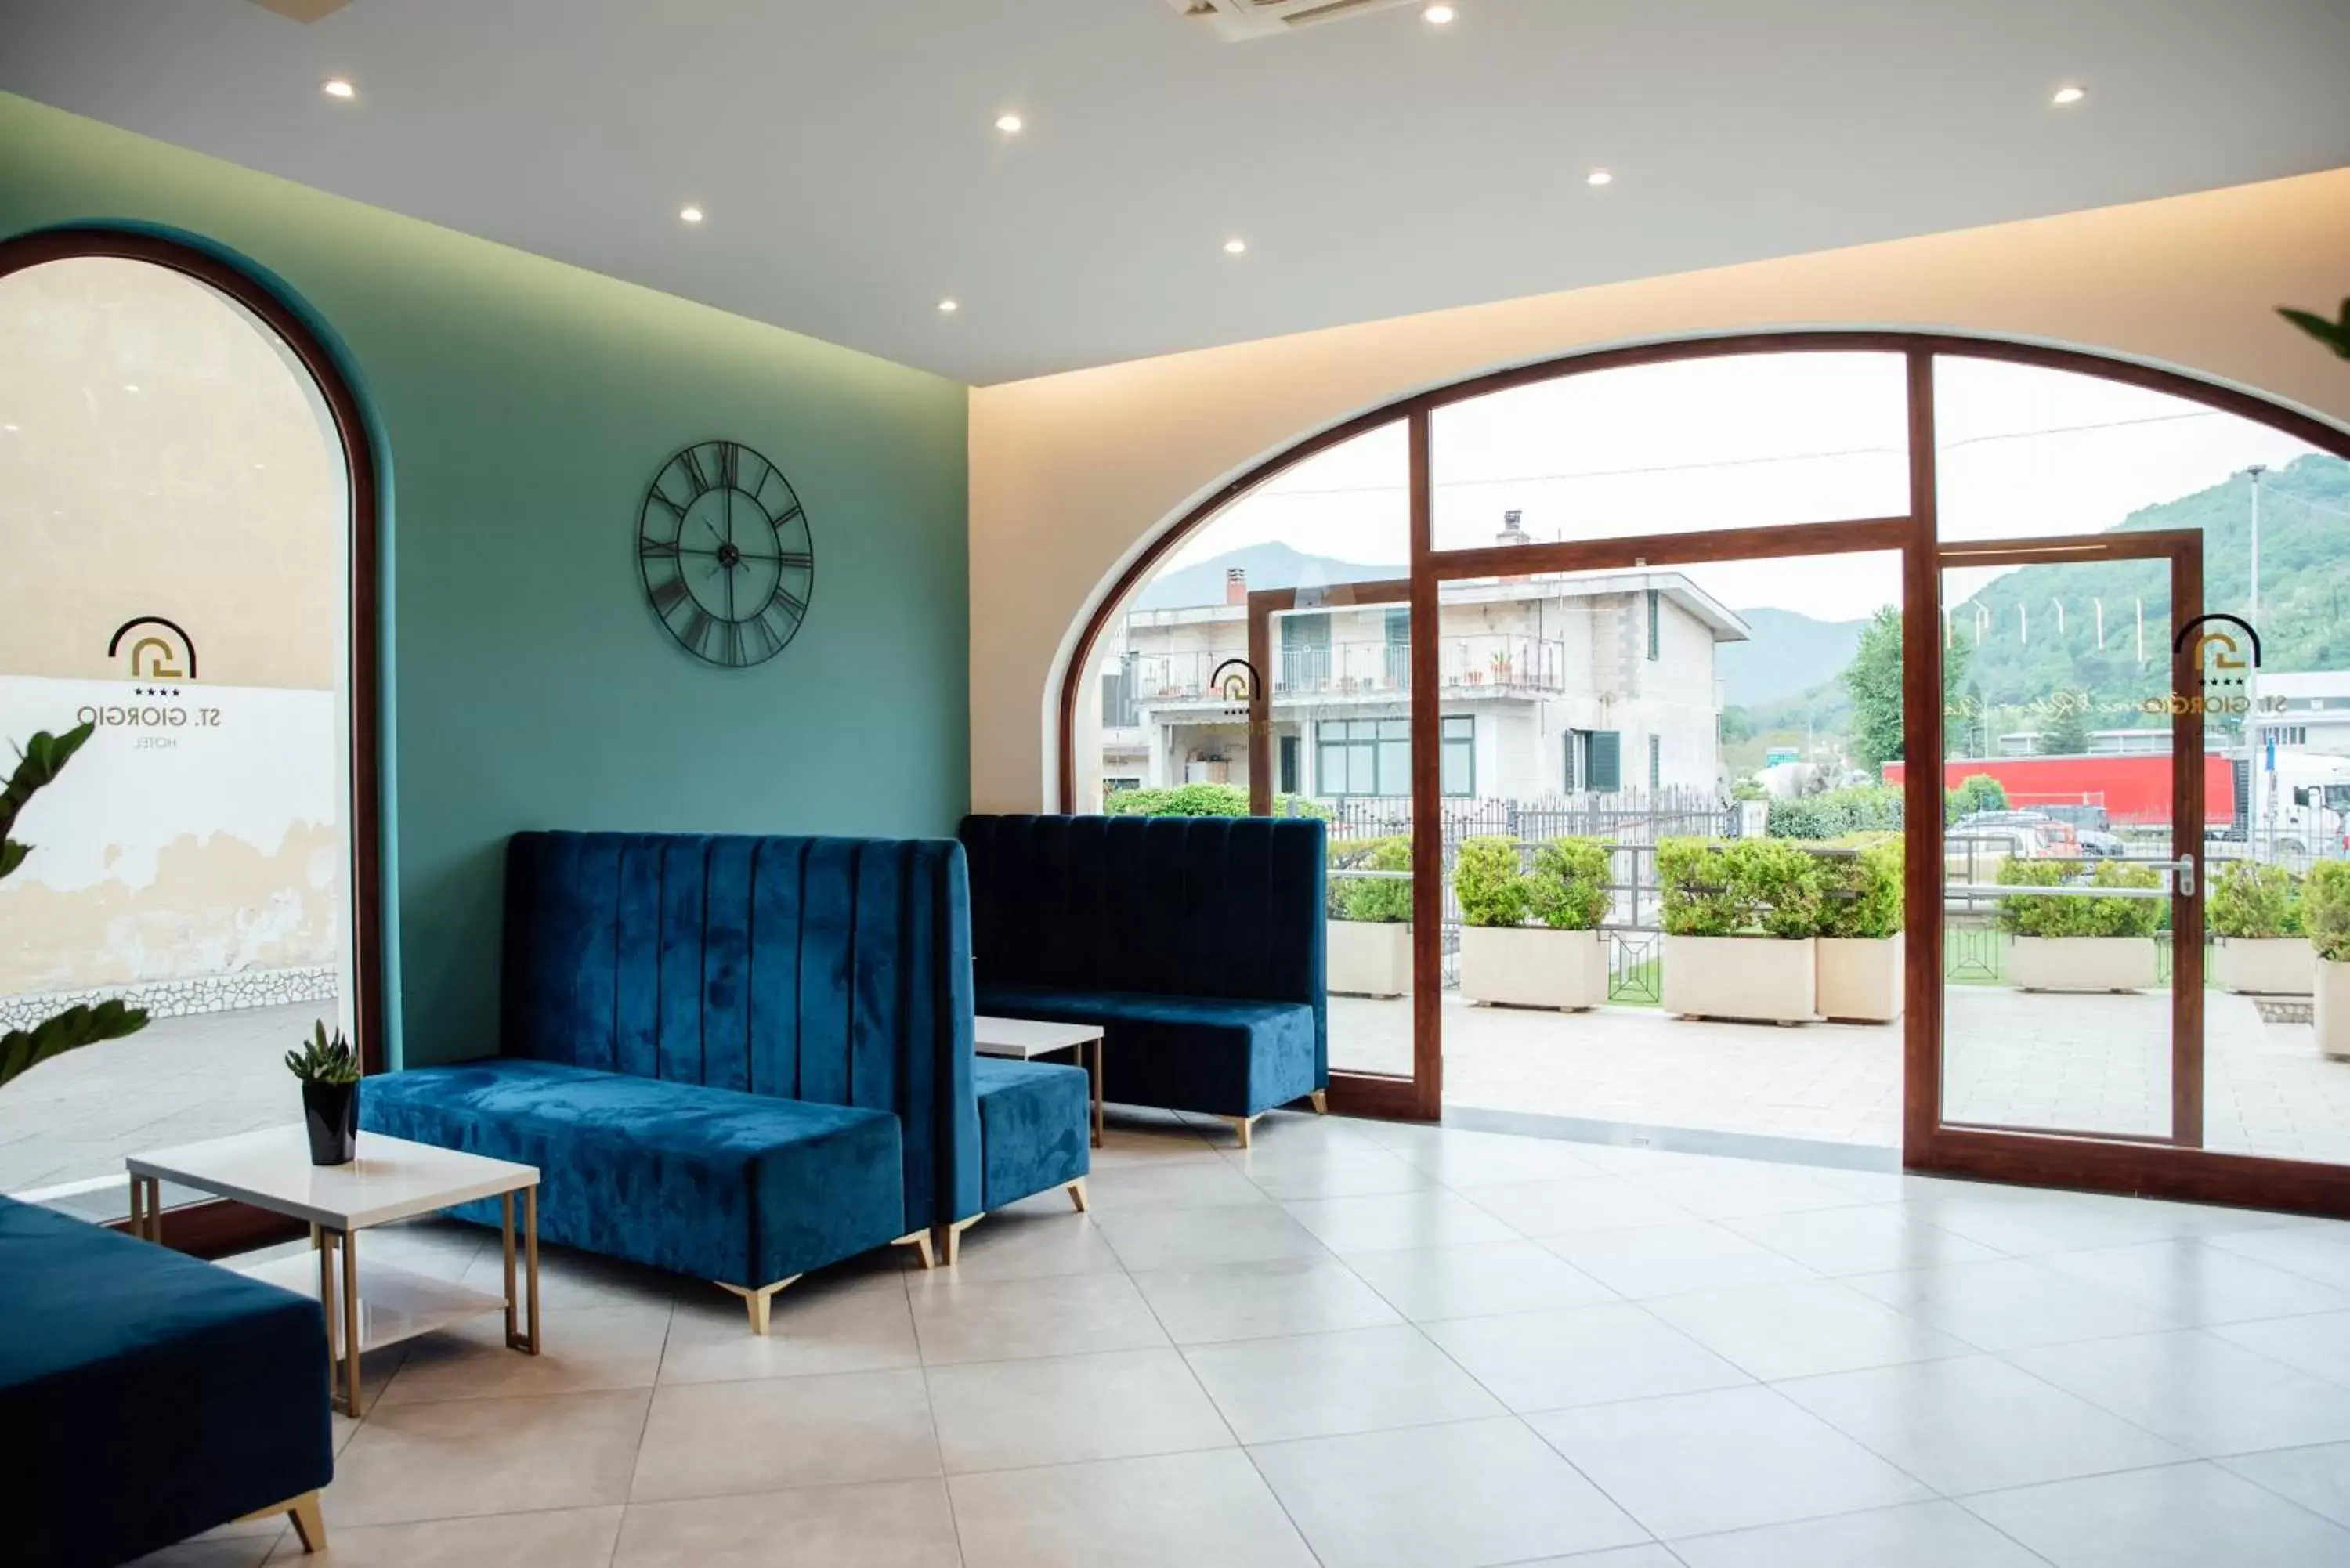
[637, 439, 815, 667]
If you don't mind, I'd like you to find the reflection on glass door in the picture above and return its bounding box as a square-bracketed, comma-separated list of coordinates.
[1252, 583, 1415, 1081]
[1936, 538, 2204, 1143]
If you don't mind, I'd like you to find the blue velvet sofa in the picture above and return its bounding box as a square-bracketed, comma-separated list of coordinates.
[0, 1195, 333, 1566]
[362, 831, 988, 1331]
[959, 814, 1328, 1144]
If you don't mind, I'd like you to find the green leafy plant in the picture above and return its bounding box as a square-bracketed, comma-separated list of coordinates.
[285, 1019, 361, 1086]
[1814, 837, 1904, 939]
[1658, 837, 1821, 938]
[2208, 861, 2301, 941]
[0, 722, 149, 1091]
[1453, 838, 1529, 928]
[1996, 858, 2162, 938]
[1101, 783, 1328, 819]
[2280, 298, 2350, 361]
[1528, 838, 1613, 931]
[2303, 862, 2350, 963]
[1767, 785, 1902, 840]
[1944, 773, 2010, 823]
[1330, 836, 1412, 923]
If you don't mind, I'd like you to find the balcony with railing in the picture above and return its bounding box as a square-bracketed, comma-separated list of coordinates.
[1108, 634, 1571, 715]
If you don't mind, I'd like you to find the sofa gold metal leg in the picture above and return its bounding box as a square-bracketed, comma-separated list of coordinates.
[1068, 1177, 1090, 1213]
[1310, 1089, 1328, 1115]
[237, 1490, 325, 1554]
[892, 1229, 938, 1270]
[940, 1214, 982, 1267]
[717, 1275, 800, 1336]
[1224, 1115, 1256, 1150]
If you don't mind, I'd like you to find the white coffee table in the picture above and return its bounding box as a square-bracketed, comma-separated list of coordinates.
[126, 1127, 542, 1416]
[974, 1015, 1106, 1148]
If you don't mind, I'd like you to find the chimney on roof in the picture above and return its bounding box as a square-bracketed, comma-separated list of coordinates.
[1498, 509, 1528, 546]
[1226, 567, 1248, 605]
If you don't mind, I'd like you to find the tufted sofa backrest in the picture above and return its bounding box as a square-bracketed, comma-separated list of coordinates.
[500, 831, 980, 1230]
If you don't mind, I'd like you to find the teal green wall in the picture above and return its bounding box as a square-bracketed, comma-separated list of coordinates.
[0, 93, 971, 1068]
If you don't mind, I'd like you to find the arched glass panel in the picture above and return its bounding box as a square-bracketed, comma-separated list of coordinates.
[1431, 351, 1911, 552]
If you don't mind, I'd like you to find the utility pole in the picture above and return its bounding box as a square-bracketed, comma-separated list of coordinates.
[2244, 464, 2267, 851]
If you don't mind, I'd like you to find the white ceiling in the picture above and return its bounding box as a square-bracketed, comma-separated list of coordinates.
[5, 0, 2348, 385]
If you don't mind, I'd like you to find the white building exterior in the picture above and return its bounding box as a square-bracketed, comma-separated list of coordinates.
[1094, 569, 1747, 804]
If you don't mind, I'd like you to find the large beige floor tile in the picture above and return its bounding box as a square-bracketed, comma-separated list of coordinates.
[629, 1370, 938, 1502]
[1961, 1460, 2350, 1567]
[1343, 1238, 1618, 1323]
[1424, 1302, 1748, 1412]
[1643, 1278, 1972, 1381]
[1129, 1254, 1400, 1344]
[327, 1388, 649, 1526]
[1722, 1205, 2002, 1277]
[1249, 1415, 1651, 1567]
[659, 1279, 918, 1383]
[264, 1505, 623, 1565]
[1455, 1176, 1697, 1238]
[935, 1208, 1125, 1283]
[1666, 1499, 2047, 1567]
[1080, 1158, 1273, 1211]
[614, 1478, 960, 1567]
[949, 1447, 1316, 1568]
[927, 1346, 1232, 1471]
[378, 1305, 671, 1405]
[1092, 1199, 1329, 1271]
[1184, 1323, 1502, 1443]
[908, 1268, 1169, 1364]
[2008, 1328, 2350, 1457]
[1543, 1222, 1818, 1299]
[1279, 1190, 1519, 1254]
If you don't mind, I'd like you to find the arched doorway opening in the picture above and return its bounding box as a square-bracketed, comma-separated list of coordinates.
[0, 229, 382, 1243]
[1058, 332, 2350, 1216]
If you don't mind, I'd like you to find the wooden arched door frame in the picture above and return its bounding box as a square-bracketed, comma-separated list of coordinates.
[1054, 330, 2350, 1217]
[0, 227, 385, 1248]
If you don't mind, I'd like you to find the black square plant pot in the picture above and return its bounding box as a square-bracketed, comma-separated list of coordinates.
[302, 1080, 358, 1165]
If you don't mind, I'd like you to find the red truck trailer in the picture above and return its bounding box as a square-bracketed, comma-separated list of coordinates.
[1882, 753, 2236, 829]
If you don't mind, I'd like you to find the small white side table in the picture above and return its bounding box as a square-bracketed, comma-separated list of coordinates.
[974, 1015, 1106, 1149]
[127, 1127, 542, 1416]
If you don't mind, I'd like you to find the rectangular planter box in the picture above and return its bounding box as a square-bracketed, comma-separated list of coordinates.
[1460, 926, 1607, 1011]
[1328, 920, 1411, 999]
[2316, 956, 2350, 1060]
[1661, 934, 1817, 1024]
[1817, 934, 1904, 1023]
[2008, 935, 2159, 993]
[2213, 937, 2313, 996]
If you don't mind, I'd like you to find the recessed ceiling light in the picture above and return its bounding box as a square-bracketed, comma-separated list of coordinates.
[678, 204, 705, 224]
[1586, 169, 1614, 186]
[321, 78, 355, 100]
[2, 424, 17, 432]
[1423, 4, 1458, 23]
[938, 298, 960, 314]
[124, 384, 139, 393]
[1223, 238, 1248, 255]
[995, 113, 1024, 135]
[2052, 85, 2085, 105]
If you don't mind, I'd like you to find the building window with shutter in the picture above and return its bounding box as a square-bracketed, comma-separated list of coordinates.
[1588, 730, 1622, 793]
[1441, 715, 1475, 797]
[1649, 733, 1661, 789]
[1647, 588, 1661, 661]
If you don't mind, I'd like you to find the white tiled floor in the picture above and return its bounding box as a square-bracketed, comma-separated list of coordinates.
[138, 1110, 2350, 1568]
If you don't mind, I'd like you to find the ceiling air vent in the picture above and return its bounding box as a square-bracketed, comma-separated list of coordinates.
[1166, 0, 1423, 42]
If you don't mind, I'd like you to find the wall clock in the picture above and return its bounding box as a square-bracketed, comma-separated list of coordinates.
[636, 439, 815, 667]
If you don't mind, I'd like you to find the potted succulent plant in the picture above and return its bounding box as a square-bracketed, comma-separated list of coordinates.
[1457, 836, 1611, 1010]
[1658, 836, 1822, 1024]
[2305, 861, 2350, 1060]
[2208, 861, 2310, 995]
[286, 1020, 361, 1165]
[1813, 837, 1904, 1022]
[1327, 836, 1412, 997]
[1998, 858, 2163, 992]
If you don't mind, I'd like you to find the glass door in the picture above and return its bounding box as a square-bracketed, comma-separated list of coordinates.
[1934, 533, 2207, 1147]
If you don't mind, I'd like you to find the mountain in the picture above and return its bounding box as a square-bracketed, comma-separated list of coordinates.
[1717, 608, 1869, 707]
[1947, 453, 2350, 732]
[1133, 542, 1402, 610]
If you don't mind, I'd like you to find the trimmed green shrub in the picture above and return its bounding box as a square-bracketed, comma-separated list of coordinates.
[1766, 785, 1902, 840]
[1943, 773, 2010, 823]
[1331, 836, 1412, 923]
[1815, 837, 1904, 939]
[2207, 862, 2301, 941]
[1454, 838, 1528, 928]
[1528, 837, 1614, 931]
[1104, 784, 1328, 819]
[2304, 862, 2350, 963]
[1658, 836, 1822, 938]
[1996, 858, 2162, 938]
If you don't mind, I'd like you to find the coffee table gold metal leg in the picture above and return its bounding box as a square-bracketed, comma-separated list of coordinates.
[502, 1190, 519, 1346]
[523, 1184, 540, 1354]
[1089, 1039, 1104, 1149]
[339, 1226, 361, 1418]
[126, 1172, 143, 1241]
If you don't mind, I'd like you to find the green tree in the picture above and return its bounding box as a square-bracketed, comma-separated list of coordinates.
[1843, 608, 1970, 772]
[1719, 706, 1755, 744]
[2038, 696, 2092, 756]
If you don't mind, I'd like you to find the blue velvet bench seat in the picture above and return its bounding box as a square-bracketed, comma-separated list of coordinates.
[968, 1057, 1092, 1254]
[960, 814, 1329, 1145]
[360, 832, 982, 1333]
[362, 1057, 909, 1299]
[1, 1194, 334, 1567]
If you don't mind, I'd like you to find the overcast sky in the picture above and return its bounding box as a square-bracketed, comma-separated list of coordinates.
[1163, 353, 2328, 624]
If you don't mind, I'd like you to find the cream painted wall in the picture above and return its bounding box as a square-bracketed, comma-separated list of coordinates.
[971, 168, 2350, 813]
